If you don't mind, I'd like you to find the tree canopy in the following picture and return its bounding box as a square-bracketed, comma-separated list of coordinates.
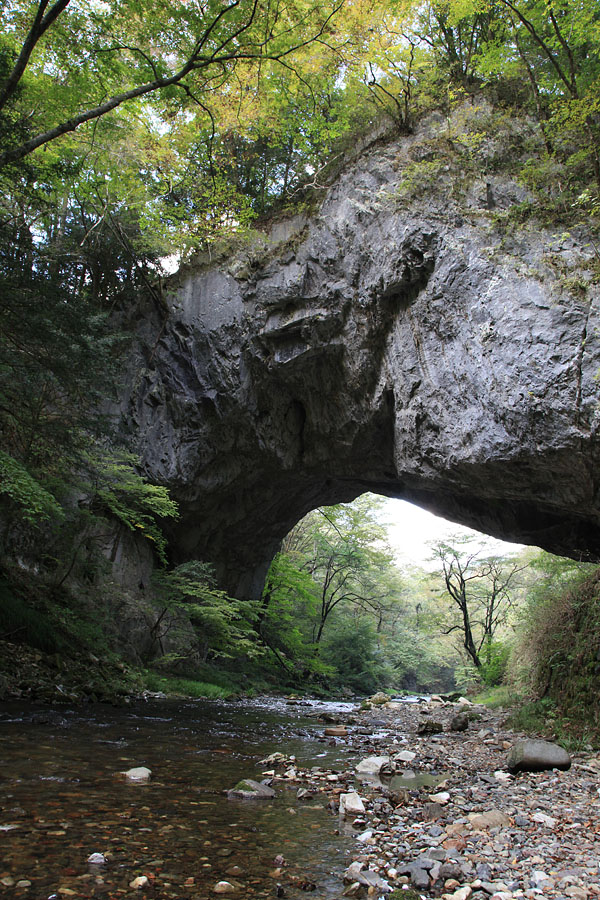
[1, 0, 600, 698]
[0, 0, 346, 167]
[430, 536, 526, 675]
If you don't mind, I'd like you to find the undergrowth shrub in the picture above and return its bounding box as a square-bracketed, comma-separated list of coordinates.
[0, 576, 64, 654]
[509, 558, 600, 744]
[480, 641, 510, 687]
[142, 670, 232, 699]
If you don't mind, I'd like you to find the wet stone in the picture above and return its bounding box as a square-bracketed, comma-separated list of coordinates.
[227, 779, 276, 800]
[3, 696, 600, 900]
[213, 881, 237, 893]
[122, 766, 151, 782]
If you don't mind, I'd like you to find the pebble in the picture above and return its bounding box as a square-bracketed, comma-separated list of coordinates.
[129, 876, 149, 889]
[213, 881, 237, 893]
[531, 811, 556, 826]
[356, 829, 373, 842]
[122, 766, 151, 783]
[275, 698, 600, 900]
[450, 887, 472, 900]
[397, 751, 417, 762]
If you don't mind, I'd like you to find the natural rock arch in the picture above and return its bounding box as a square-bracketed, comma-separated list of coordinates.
[124, 116, 600, 599]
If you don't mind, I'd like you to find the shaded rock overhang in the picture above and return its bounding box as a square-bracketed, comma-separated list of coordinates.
[123, 113, 600, 598]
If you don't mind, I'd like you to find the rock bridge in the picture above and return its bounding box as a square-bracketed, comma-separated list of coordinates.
[124, 120, 600, 598]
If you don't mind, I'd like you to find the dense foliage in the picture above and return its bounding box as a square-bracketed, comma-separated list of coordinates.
[504, 553, 600, 744]
[1, 0, 600, 701]
[256, 496, 456, 693]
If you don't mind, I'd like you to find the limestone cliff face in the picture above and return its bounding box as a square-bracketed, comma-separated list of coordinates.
[125, 110, 600, 598]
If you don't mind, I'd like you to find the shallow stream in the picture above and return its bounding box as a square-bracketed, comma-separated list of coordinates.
[0, 698, 362, 899]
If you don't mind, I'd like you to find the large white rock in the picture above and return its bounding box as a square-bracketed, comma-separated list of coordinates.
[356, 755, 390, 777]
[122, 766, 151, 783]
[339, 791, 365, 817]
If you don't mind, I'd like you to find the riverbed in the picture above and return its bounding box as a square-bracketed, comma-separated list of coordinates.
[0, 698, 359, 899]
[4, 695, 600, 900]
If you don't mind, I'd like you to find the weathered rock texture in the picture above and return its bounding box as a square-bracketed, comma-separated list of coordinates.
[506, 739, 572, 772]
[124, 107, 600, 598]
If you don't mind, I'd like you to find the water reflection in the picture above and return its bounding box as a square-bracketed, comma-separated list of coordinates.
[0, 699, 359, 899]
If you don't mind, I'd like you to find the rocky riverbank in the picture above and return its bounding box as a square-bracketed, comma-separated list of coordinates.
[0, 639, 137, 704]
[257, 696, 600, 900]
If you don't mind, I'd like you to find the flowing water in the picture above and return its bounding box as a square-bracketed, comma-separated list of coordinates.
[0, 698, 361, 899]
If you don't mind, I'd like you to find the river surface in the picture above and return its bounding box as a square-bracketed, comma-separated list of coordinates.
[0, 698, 364, 899]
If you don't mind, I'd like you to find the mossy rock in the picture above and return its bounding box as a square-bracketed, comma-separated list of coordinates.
[227, 779, 275, 800]
[389, 890, 421, 900]
[417, 719, 444, 735]
[234, 780, 256, 791]
[369, 692, 390, 706]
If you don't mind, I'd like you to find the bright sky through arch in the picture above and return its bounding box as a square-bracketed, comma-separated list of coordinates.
[381, 497, 525, 568]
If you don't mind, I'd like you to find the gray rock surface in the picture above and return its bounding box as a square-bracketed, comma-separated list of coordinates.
[356, 755, 391, 777]
[450, 712, 470, 732]
[226, 778, 276, 800]
[123, 104, 600, 595]
[506, 739, 572, 772]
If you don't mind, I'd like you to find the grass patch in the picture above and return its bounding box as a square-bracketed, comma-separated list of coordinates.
[508, 696, 555, 729]
[142, 670, 233, 699]
[473, 684, 517, 709]
[508, 698, 599, 750]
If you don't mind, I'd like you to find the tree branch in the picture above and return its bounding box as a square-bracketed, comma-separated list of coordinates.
[0, 0, 71, 112]
[0, 0, 345, 168]
[499, 0, 577, 98]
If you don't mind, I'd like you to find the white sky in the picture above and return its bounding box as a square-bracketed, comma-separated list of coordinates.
[381, 497, 525, 568]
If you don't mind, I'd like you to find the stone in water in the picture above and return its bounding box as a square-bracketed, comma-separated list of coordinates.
[123, 766, 151, 783]
[339, 792, 365, 817]
[356, 755, 390, 776]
